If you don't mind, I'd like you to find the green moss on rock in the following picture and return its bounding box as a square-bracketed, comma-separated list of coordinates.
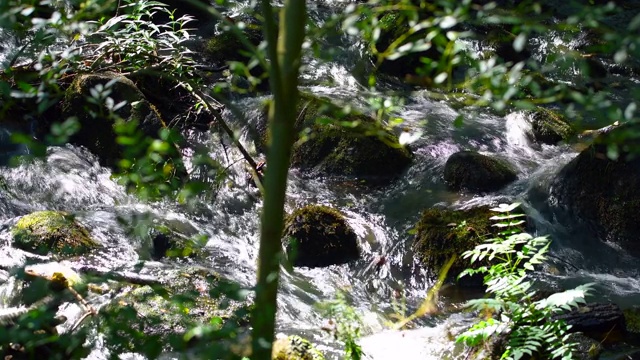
[412, 207, 495, 286]
[624, 307, 640, 334]
[443, 151, 517, 193]
[283, 205, 360, 268]
[529, 107, 575, 145]
[375, 11, 441, 78]
[62, 72, 164, 167]
[203, 25, 263, 64]
[12, 211, 98, 256]
[272, 335, 325, 360]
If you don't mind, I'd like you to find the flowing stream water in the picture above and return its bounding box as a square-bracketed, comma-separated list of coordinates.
[1, 1, 640, 359]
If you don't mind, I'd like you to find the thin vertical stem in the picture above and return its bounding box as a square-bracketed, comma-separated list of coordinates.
[251, 1, 307, 359]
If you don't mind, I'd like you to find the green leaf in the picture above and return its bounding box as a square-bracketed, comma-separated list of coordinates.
[513, 33, 527, 53]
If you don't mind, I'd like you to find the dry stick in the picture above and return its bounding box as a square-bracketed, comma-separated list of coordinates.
[392, 255, 457, 330]
[66, 285, 97, 333]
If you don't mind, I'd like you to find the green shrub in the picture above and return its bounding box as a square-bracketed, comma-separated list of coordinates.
[456, 203, 593, 360]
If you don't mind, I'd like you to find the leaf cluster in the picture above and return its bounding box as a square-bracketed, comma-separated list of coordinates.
[456, 203, 594, 360]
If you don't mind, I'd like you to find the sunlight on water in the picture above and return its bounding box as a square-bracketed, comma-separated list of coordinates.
[0, 2, 639, 358]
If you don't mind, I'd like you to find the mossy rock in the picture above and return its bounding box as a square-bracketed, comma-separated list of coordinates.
[529, 107, 575, 145]
[374, 11, 442, 78]
[261, 94, 412, 182]
[624, 307, 640, 334]
[12, 211, 98, 256]
[204, 24, 263, 64]
[149, 224, 205, 260]
[272, 335, 325, 360]
[443, 151, 517, 193]
[283, 205, 360, 268]
[61, 72, 165, 167]
[550, 125, 640, 257]
[412, 207, 495, 287]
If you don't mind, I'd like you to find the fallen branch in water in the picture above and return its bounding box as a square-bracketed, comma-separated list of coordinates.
[71, 264, 163, 287]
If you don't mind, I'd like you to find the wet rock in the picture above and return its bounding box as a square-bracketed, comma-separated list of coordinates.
[374, 11, 442, 79]
[149, 224, 205, 260]
[443, 151, 517, 192]
[272, 334, 326, 360]
[550, 125, 640, 257]
[61, 72, 165, 167]
[570, 333, 604, 360]
[412, 206, 498, 287]
[12, 211, 98, 256]
[258, 94, 412, 182]
[283, 205, 360, 268]
[203, 22, 263, 65]
[528, 107, 576, 145]
[555, 302, 627, 344]
[290, 95, 412, 182]
[481, 331, 602, 360]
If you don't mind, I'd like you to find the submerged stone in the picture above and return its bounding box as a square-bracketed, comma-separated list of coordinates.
[283, 205, 360, 268]
[12, 211, 98, 256]
[443, 151, 517, 193]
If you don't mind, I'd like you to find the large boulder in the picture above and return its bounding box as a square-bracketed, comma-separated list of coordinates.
[261, 94, 412, 182]
[412, 206, 495, 287]
[61, 72, 165, 167]
[12, 211, 99, 256]
[528, 107, 575, 145]
[283, 205, 360, 268]
[550, 125, 640, 257]
[443, 151, 517, 192]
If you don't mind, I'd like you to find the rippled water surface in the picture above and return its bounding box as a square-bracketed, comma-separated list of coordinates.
[1, 1, 640, 359]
